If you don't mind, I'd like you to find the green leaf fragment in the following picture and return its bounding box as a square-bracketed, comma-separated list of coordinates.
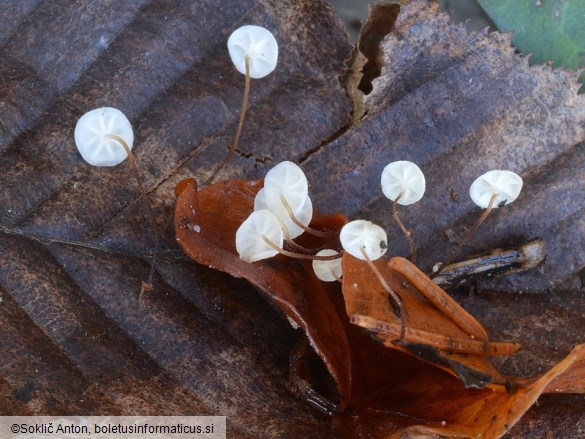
[478, 0, 585, 83]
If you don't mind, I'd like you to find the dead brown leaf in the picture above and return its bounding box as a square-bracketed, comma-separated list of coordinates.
[0, 1, 351, 436]
[305, 0, 585, 293]
[1, 0, 584, 437]
[173, 171, 585, 439]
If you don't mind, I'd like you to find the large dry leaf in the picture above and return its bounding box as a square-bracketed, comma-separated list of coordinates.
[174, 178, 353, 405]
[174, 176, 585, 437]
[1, 0, 584, 437]
[0, 0, 351, 437]
[305, 0, 585, 292]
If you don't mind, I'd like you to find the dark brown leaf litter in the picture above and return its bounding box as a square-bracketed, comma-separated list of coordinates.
[0, 0, 351, 436]
[1, 0, 584, 437]
[306, 0, 585, 293]
[174, 165, 585, 438]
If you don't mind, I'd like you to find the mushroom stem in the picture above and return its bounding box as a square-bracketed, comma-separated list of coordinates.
[279, 194, 337, 238]
[392, 191, 417, 264]
[432, 192, 498, 279]
[106, 134, 158, 295]
[204, 56, 251, 186]
[359, 247, 406, 340]
[106, 135, 146, 196]
[277, 217, 316, 254]
[284, 237, 314, 254]
[262, 236, 343, 261]
[281, 227, 337, 255]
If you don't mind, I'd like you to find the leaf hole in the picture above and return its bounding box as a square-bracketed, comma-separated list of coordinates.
[357, 4, 401, 95]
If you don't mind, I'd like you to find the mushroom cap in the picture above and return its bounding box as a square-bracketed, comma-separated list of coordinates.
[254, 187, 312, 239]
[340, 220, 388, 261]
[381, 160, 426, 205]
[236, 209, 284, 263]
[263, 160, 309, 218]
[74, 107, 134, 167]
[469, 170, 523, 208]
[227, 25, 278, 79]
[312, 249, 342, 282]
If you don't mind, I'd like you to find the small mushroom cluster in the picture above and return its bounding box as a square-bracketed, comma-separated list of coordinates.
[341, 163, 523, 272]
[236, 161, 311, 262]
[234, 160, 524, 304]
[70, 24, 524, 300]
[235, 161, 343, 282]
[73, 25, 279, 170]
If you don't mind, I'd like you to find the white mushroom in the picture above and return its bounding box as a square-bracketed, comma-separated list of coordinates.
[74, 107, 134, 166]
[227, 25, 278, 79]
[436, 170, 524, 274]
[381, 160, 426, 205]
[263, 161, 309, 213]
[380, 160, 425, 262]
[258, 161, 315, 239]
[340, 220, 388, 261]
[340, 219, 404, 332]
[236, 209, 284, 263]
[469, 170, 523, 209]
[75, 107, 160, 294]
[205, 26, 278, 186]
[312, 249, 342, 282]
[254, 187, 312, 239]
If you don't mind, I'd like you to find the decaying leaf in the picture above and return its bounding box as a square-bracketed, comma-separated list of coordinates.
[306, 0, 585, 292]
[0, 0, 351, 436]
[341, 254, 520, 383]
[173, 175, 585, 438]
[1, 0, 584, 437]
[174, 178, 354, 405]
